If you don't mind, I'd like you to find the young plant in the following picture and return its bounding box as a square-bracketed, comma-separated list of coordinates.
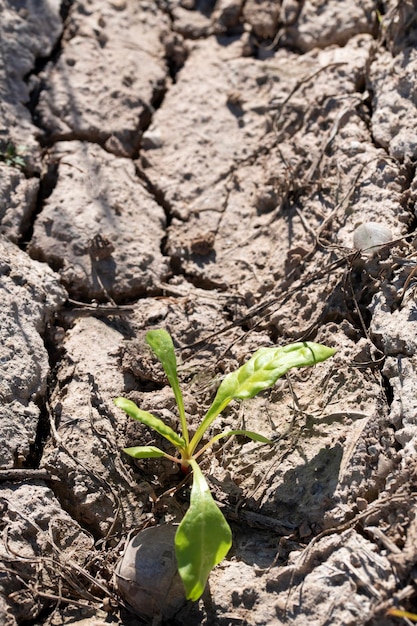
[115, 329, 336, 601]
[0, 143, 26, 169]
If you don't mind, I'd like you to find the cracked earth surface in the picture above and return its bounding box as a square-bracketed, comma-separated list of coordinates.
[2, 1, 417, 624]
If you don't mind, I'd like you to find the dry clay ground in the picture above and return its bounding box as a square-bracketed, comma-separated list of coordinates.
[2, 0, 417, 624]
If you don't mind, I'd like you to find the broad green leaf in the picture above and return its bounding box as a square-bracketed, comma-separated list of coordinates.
[190, 341, 336, 452]
[114, 397, 185, 449]
[213, 342, 336, 405]
[146, 329, 189, 445]
[175, 460, 232, 601]
[124, 445, 167, 459]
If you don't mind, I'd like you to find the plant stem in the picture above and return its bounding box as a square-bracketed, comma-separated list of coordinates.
[176, 392, 189, 448]
[189, 402, 227, 454]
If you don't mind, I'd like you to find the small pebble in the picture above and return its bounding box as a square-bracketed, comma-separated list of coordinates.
[353, 222, 393, 256]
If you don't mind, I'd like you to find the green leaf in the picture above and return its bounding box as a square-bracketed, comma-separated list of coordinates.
[175, 460, 232, 601]
[208, 429, 273, 446]
[146, 329, 189, 446]
[190, 341, 336, 452]
[114, 397, 185, 449]
[195, 429, 273, 459]
[214, 342, 336, 404]
[124, 445, 167, 459]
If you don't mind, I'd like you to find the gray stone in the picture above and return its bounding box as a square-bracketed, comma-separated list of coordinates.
[115, 525, 186, 621]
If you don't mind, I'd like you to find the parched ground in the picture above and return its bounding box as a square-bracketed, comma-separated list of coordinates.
[2, 1, 417, 624]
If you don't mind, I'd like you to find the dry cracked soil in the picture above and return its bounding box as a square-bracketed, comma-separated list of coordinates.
[2, 1, 417, 624]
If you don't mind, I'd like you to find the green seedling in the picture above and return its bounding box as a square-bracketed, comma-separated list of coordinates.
[0, 143, 26, 169]
[115, 329, 336, 601]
